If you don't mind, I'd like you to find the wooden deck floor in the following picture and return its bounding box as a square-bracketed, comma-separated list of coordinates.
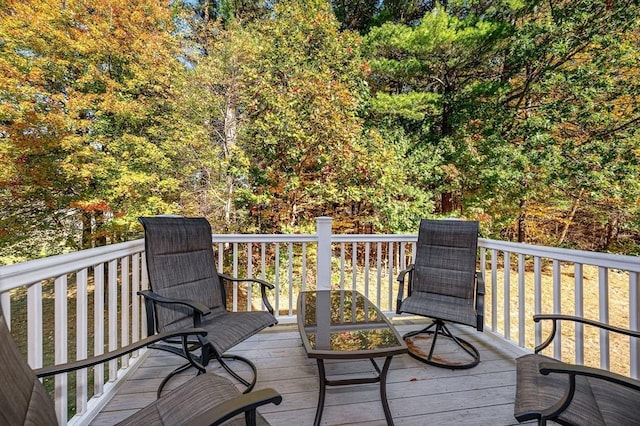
[91, 319, 532, 426]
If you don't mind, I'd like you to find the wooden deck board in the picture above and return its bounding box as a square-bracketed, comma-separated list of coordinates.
[91, 321, 532, 426]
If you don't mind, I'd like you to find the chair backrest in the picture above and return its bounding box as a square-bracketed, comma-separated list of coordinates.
[0, 306, 58, 425]
[412, 219, 479, 301]
[140, 216, 226, 333]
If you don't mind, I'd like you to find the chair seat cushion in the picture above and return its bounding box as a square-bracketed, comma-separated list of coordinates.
[591, 376, 640, 425]
[204, 311, 277, 354]
[399, 291, 477, 327]
[118, 373, 270, 426]
[515, 353, 640, 425]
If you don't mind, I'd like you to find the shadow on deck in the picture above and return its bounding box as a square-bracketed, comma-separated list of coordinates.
[91, 319, 531, 425]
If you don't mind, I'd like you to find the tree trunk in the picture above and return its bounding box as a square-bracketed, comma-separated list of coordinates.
[439, 80, 455, 213]
[223, 94, 237, 226]
[441, 84, 453, 137]
[81, 211, 93, 249]
[95, 211, 107, 247]
[441, 192, 455, 214]
[517, 198, 526, 242]
[559, 190, 583, 244]
[601, 214, 620, 251]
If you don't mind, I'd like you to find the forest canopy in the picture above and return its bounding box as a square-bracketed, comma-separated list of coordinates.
[1, 0, 639, 263]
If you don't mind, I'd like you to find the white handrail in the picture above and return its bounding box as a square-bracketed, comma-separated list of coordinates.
[479, 238, 640, 272]
[0, 239, 145, 292]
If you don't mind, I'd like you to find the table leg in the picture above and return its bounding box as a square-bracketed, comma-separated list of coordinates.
[380, 356, 394, 426]
[313, 356, 395, 425]
[314, 359, 327, 426]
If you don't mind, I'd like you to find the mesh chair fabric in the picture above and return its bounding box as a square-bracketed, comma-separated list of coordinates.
[413, 219, 478, 300]
[515, 353, 640, 425]
[400, 219, 480, 328]
[140, 216, 226, 333]
[0, 308, 58, 426]
[117, 374, 270, 426]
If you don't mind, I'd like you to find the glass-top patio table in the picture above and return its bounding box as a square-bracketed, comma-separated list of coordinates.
[297, 290, 408, 426]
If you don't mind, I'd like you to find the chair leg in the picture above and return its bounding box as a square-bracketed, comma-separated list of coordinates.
[403, 319, 480, 369]
[150, 342, 258, 396]
[216, 353, 258, 394]
[245, 409, 257, 426]
[157, 362, 194, 398]
[151, 341, 207, 398]
[439, 323, 480, 360]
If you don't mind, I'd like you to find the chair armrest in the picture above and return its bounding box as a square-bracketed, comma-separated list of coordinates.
[476, 271, 485, 295]
[34, 328, 208, 378]
[396, 264, 414, 314]
[138, 290, 211, 315]
[396, 264, 413, 285]
[218, 273, 276, 315]
[189, 388, 283, 426]
[540, 361, 640, 392]
[138, 289, 211, 332]
[219, 273, 275, 290]
[536, 359, 640, 420]
[534, 314, 640, 353]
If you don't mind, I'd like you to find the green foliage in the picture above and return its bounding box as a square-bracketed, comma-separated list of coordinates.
[495, 0, 640, 247]
[364, 5, 514, 221]
[0, 0, 183, 260]
[362, 0, 640, 249]
[1, 0, 639, 261]
[331, 0, 379, 33]
[236, 0, 389, 232]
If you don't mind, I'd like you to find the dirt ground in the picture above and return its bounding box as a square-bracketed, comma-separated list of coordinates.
[485, 263, 634, 376]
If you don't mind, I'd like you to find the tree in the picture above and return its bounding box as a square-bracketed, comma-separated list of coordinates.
[331, 0, 379, 33]
[494, 0, 640, 246]
[363, 0, 640, 249]
[165, 18, 256, 231]
[179, 0, 272, 25]
[331, 0, 438, 33]
[235, 0, 403, 232]
[364, 4, 513, 216]
[0, 0, 182, 260]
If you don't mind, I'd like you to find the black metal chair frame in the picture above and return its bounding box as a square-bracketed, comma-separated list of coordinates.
[397, 266, 484, 369]
[396, 219, 484, 370]
[515, 314, 640, 425]
[42, 330, 281, 425]
[138, 216, 278, 398]
[1, 302, 282, 426]
[139, 273, 277, 397]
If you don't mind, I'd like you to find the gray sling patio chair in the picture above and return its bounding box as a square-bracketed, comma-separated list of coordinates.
[0, 304, 282, 426]
[396, 219, 484, 369]
[139, 216, 278, 397]
[514, 314, 640, 426]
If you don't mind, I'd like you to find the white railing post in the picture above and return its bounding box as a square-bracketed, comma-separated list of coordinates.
[76, 268, 89, 415]
[575, 263, 585, 365]
[631, 271, 640, 379]
[27, 283, 43, 369]
[316, 217, 333, 290]
[0, 292, 9, 328]
[534, 256, 542, 347]
[504, 251, 511, 340]
[553, 260, 562, 359]
[599, 267, 610, 370]
[54, 275, 68, 425]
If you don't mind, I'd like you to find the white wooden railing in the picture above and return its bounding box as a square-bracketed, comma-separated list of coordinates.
[0, 239, 148, 425]
[1, 216, 639, 425]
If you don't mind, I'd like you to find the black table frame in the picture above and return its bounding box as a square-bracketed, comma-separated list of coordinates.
[297, 290, 407, 426]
